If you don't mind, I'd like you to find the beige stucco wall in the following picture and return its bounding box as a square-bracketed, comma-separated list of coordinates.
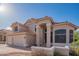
[31, 46, 54, 56]
[6, 32, 36, 48]
[24, 19, 38, 33]
[31, 46, 69, 56]
[52, 24, 74, 47]
[25, 34, 36, 46]
[12, 24, 30, 32]
[13, 35, 26, 47]
[7, 35, 27, 47]
[19, 26, 28, 32]
[54, 46, 69, 56]
[25, 23, 36, 33]
[6, 36, 13, 45]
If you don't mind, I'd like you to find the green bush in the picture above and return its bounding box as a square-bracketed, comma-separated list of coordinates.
[69, 31, 79, 56]
[69, 46, 79, 56]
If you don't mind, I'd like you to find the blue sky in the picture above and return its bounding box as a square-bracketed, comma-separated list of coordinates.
[0, 3, 79, 29]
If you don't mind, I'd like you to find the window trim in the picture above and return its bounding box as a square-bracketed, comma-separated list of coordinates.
[55, 29, 66, 43]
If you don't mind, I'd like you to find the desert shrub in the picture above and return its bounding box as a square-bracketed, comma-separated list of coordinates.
[69, 47, 77, 56]
[69, 31, 79, 56]
[69, 46, 79, 56]
[74, 31, 79, 42]
[70, 38, 79, 56]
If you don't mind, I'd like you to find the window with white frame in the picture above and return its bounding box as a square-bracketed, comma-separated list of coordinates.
[55, 29, 66, 43]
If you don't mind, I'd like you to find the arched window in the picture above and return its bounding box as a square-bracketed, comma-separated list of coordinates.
[55, 29, 66, 43]
[69, 30, 73, 43]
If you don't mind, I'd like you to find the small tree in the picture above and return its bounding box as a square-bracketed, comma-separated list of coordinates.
[74, 31, 79, 42]
[71, 31, 79, 46]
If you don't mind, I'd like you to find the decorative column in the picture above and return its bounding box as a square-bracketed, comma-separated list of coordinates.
[40, 29, 44, 46]
[46, 23, 51, 47]
[18, 23, 20, 32]
[36, 25, 41, 46]
[66, 29, 69, 46]
[53, 29, 55, 46]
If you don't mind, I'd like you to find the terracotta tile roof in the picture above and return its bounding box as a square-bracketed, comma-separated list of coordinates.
[11, 16, 79, 30]
[53, 21, 79, 29]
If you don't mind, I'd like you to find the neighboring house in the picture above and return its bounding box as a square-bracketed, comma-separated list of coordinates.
[6, 16, 79, 48]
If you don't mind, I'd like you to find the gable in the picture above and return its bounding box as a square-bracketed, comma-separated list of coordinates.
[24, 18, 39, 26]
[36, 16, 54, 25]
[24, 16, 54, 25]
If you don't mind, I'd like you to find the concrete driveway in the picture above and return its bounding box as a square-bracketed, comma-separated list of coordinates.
[0, 44, 32, 56]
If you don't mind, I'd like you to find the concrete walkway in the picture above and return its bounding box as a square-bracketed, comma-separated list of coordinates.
[0, 44, 32, 56]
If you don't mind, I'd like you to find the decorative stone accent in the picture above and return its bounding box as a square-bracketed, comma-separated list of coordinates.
[54, 46, 69, 56]
[31, 46, 54, 56]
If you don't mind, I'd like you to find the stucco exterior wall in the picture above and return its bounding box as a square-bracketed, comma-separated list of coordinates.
[7, 35, 26, 47]
[19, 26, 28, 32]
[31, 46, 69, 56]
[31, 46, 54, 56]
[25, 34, 36, 47]
[52, 23, 75, 47]
[25, 23, 36, 33]
[13, 35, 26, 47]
[6, 32, 36, 48]
[12, 24, 30, 32]
[54, 46, 69, 56]
[6, 36, 12, 45]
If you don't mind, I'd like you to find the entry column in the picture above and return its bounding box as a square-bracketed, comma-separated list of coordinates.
[66, 29, 69, 46]
[46, 23, 51, 47]
[36, 25, 41, 46]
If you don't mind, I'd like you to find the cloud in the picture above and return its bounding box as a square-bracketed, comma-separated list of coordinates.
[5, 27, 12, 30]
